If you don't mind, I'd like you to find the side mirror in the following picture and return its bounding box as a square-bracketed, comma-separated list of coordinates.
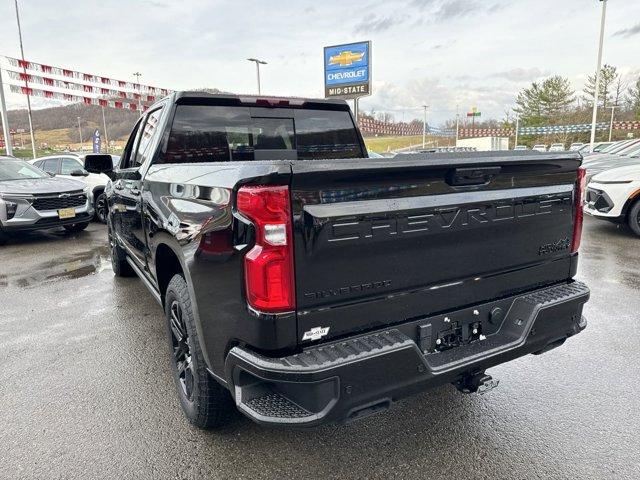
[84, 154, 114, 178]
[70, 169, 89, 177]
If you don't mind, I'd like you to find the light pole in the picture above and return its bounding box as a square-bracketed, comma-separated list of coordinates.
[422, 105, 429, 149]
[455, 104, 460, 145]
[589, 0, 608, 153]
[608, 105, 617, 142]
[514, 116, 520, 148]
[133, 72, 142, 116]
[77, 116, 83, 152]
[247, 58, 267, 95]
[101, 107, 109, 153]
[14, 0, 36, 159]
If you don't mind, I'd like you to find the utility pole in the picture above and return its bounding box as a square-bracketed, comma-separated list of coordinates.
[422, 105, 429, 149]
[455, 105, 460, 145]
[589, 0, 608, 153]
[0, 67, 13, 156]
[133, 72, 142, 116]
[515, 116, 520, 148]
[101, 107, 109, 153]
[608, 105, 617, 142]
[246, 58, 267, 95]
[77, 116, 83, 152]
[14, 0, 36, 159]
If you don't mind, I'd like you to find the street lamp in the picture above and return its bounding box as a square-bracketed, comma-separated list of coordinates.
[422, 105, 429, 149]
[608, 104, 617, 142]
[77, 116, 83, 152]
[589, 0, 608, 153]
[247, 58, 267, 95]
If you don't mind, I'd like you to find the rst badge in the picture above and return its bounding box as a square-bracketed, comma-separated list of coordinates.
[302, 326, 330, 341]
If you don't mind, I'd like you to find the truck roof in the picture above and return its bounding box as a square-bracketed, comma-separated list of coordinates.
[173, 91, 350, 110]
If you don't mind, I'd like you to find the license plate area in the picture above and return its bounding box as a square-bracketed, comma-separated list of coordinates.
[416, 302, 509, 354]
[58, 207, 76, 219]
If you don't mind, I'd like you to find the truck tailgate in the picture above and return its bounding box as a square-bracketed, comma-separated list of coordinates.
[290, 151, 582, 343]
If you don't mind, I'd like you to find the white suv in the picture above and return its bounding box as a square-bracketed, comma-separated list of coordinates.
[584, 164, 640, 236]
[31, 154, 118, 223]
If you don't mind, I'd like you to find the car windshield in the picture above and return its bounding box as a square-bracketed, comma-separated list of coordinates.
[625, 144, 640, 157]
[0, 159, 49, 181]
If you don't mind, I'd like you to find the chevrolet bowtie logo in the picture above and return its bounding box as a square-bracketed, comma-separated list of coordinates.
[329, 50, 365, 67]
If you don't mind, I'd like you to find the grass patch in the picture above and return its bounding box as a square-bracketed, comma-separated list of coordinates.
[365, 135, 446, 153]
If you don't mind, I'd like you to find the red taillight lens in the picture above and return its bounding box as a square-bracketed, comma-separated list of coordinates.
[571, 167, 586, 253]
[237, 185, 295, 312]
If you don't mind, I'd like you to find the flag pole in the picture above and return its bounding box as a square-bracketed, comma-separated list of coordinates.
[14, 0, 36, 159]
[0, 66, 14, 156]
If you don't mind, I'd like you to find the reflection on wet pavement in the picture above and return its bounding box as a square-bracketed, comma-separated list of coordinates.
[0, 245, 111, 288]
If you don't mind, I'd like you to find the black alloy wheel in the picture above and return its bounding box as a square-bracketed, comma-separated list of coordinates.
[168, 300, 194, 400]
[95, 193, 108, 223]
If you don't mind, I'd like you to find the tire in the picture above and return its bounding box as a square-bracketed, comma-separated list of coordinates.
[165, 274, 235, 428]
[628, 200, 640, 237]
[108, 219, 135, 277]
[63, 221, 90, 233]
[94, 192, 108, 224]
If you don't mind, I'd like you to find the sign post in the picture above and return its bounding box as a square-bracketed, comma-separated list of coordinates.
[324, 41, 371, 122]
[467, 107, 481, 131]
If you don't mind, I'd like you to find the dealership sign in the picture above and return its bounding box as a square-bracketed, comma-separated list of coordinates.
[324, 41, 371, 99]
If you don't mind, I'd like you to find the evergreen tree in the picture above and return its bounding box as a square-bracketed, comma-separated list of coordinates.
[583, 64, 619, 107]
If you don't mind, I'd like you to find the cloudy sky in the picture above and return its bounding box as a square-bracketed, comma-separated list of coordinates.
[1, 0, 639, 125]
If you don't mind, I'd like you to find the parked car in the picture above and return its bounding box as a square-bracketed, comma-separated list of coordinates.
[569, 142, 585, 151]
[584, 164, 640, 236]
[513, 145, 528, 151]
[577, 142, 614, 154]
[582, 140, 640, 181]
[30, 154, 119, 223]
[86, 92, 589, 429]
[0, 156, 93, 243]
[532, 144, 547, 152]
[549, 143, 565, 152]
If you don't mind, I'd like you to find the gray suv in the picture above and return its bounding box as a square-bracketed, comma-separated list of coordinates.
[0, 156, 93, 243]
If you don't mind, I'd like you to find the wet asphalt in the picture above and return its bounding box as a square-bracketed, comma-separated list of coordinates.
[0, 217, 639, 480]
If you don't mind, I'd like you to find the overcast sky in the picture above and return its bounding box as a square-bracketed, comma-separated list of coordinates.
[1, 0, 639, 125]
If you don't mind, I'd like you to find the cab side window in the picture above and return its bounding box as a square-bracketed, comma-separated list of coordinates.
[133, 107, 164, 168]
[41, 158, 60, 174]
[60, 158, 83, 175]
[119, 120, 143, 170]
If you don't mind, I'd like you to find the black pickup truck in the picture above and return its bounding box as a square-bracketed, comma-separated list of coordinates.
[86, 92, 589, 428]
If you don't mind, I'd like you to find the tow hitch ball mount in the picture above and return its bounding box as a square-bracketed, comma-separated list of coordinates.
[455, 372, 499, 395]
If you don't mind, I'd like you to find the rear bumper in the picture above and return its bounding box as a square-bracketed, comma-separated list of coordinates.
[225, 281, 589, 427]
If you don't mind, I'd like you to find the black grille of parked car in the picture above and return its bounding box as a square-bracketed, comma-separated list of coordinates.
[32, 192, 86, 211]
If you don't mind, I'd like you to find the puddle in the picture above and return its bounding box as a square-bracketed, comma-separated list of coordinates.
[0, 246, 111, 288]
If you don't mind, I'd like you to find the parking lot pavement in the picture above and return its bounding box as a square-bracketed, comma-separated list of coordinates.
[1, 218, 638, 480]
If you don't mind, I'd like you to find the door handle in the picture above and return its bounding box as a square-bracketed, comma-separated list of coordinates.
[447, 166, 502, 186]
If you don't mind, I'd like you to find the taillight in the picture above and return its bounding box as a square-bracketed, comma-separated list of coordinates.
[237, 185, 295, 312]
[571, 167, 586, 253]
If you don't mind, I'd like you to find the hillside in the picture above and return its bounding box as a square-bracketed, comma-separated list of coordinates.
[7, 103, 139, 146]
